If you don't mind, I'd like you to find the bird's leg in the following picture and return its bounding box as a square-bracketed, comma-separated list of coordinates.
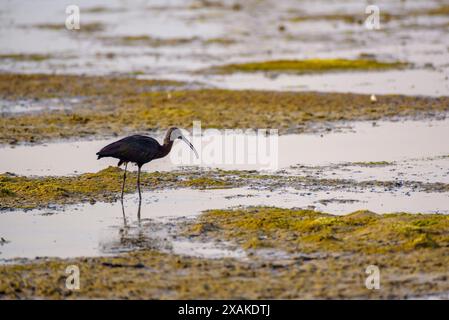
[120, 163, 128, 225]
[137, 166, 142, 201]
[120, 199, 127, 227]
[137, 197, 142, 223]
[121, 162, 128, 201]
[137, 165, 142, 221]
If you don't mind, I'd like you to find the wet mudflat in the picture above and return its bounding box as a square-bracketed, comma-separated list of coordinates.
[1, 0, 449, 299]
[1, 119, 448, 298]
[1, 73, 447, 146]
[1, 1, 449, 96]
[1, 185, 448, 262]
[1, 205, 449, 299]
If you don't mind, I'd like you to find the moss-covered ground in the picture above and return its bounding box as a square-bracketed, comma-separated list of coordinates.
[1, 167, 447, 210]
[0, 167, 236, 210]
[1, 207, 448, 299]
[1, 73, 448, 145]
[186, 207, 449, 254]
[212, 58, 407, 74]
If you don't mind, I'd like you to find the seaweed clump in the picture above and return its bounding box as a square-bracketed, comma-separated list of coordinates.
[213, 58, 407, 74]
[187, 207, 449, 254]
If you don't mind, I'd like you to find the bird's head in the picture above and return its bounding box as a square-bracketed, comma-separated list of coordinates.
[167, 127, 199, 159]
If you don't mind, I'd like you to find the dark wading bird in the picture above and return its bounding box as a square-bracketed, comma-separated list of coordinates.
[96, 127, 199, 218]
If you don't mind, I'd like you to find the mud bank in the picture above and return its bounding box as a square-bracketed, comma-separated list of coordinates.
[1, 207, 448, 299]
[0, 167, 234, 210]
[1, 166, 448, 210]
[1, 73, 448, 144]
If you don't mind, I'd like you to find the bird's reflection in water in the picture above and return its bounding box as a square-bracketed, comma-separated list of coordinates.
[100, 199, 168, 255]
[120, 196, 141, 227]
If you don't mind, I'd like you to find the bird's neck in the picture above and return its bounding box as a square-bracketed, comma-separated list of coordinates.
[158, 139, 173, 158]
[158, 128, 176, 159]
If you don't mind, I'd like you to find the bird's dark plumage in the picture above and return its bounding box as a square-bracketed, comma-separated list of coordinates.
[96, 128, 197, 212]
[96, 134, 164, 167]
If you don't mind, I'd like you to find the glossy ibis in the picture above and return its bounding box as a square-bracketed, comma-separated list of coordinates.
[96, 127, 199, 202]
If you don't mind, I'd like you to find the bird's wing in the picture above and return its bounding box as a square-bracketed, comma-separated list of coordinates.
[97, 135, 160, 164]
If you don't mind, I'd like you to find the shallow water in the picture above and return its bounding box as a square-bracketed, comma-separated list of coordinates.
[1, 118, 448, 185]
[202, 69, 449, 97]
[1, 0, 449, 96]
[288, 156, 449, 184]
[0, 186, 448, 262]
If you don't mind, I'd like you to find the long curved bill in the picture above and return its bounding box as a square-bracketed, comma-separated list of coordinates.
[181, 136, 199, 159]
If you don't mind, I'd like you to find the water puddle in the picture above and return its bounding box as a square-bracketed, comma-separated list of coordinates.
[1, 118, 448, 185]
[0, 186, 447, 262]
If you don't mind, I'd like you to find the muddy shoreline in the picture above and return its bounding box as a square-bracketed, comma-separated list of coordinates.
[1, 207, 448, 299]
[1, 166, 448, 210]
[0, 72, 448, 300]
[1, 73, 448, 145]
[1, 0, 449, 299]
